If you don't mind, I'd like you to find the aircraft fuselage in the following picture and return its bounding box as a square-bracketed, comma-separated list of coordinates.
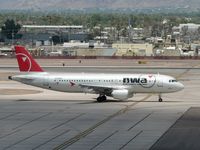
[11, 72, 184, 94]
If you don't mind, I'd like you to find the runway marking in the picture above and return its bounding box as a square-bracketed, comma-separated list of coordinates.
[0, 129, 21, 139]
[3, 129, 45, 150]
[90, 130, 119, 150]
[51, 113, 84, 130]
[150, 107, 200, 150]
[127, 113, 153, 131]
[119, 130, 143, 150]
[32, 129, 70, 150]
[176, 63, 199, 79]
[0, 112, 20, 120]
[12, 112, 52, 130]
[53, 94, 151, 150]
[176, 68, 191, 79]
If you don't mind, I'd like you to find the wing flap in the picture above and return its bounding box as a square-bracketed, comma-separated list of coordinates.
[79, 84, 128, 95]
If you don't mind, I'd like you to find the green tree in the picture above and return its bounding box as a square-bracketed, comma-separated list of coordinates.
[1, 19, 21, 39]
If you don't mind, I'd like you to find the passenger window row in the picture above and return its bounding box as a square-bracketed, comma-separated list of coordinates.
[54, 80, 122, 82]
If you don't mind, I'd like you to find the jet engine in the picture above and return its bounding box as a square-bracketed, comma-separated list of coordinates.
[111, 89, 133, 100]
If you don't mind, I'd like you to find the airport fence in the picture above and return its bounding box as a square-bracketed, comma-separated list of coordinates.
[3, 55, 200, 60]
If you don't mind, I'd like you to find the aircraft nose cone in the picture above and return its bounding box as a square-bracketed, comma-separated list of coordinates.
[178, 82, 184, 91]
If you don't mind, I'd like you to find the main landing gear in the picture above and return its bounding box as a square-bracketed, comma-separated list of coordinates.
[158, 94, 163, 102]
[97, 95, 107, 102]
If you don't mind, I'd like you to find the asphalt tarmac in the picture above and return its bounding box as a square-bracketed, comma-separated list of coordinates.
[0, 66, 200, 150]
[150, 107, 200, 150]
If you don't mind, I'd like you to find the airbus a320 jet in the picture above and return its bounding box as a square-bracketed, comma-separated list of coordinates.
[8, 46, 184, 102]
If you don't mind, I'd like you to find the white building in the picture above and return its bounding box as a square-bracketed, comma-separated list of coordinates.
[63, 41, 106, 48]
[112, 43, 153, 56]
[173, 23, 200, 33]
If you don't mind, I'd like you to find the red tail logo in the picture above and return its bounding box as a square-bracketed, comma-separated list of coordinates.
[14, 46, 44, 72]
[69, 81, 76, 87]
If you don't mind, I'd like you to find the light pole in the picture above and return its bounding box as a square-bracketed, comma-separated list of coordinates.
[11, 30, 14, 46]
[49, 36, 54, 52]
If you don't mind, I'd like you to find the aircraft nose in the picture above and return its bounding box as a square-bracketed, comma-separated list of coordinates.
[177, 82, 184, 91]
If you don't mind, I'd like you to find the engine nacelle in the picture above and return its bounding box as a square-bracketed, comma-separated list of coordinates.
[111, 89, 133, 100]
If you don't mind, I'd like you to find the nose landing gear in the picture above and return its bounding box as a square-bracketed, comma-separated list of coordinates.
[158, 94, 163, 102]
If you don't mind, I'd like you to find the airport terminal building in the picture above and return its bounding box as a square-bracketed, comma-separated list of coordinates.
[19, 25, 90, 46]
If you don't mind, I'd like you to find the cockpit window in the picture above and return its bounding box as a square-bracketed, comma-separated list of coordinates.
[169, 79, 177, 83]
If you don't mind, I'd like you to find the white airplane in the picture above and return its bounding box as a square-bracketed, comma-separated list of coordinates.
[9, 46, 184, 102]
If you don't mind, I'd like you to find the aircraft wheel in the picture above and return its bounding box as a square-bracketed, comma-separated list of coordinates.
[97, 97, 103, 102]
[102, 95, 107, 101]
[97, 95, 107, 102]
[158, 94, 163, 102]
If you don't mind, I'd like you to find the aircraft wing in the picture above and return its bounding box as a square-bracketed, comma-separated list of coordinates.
[79, 84, 128, 95]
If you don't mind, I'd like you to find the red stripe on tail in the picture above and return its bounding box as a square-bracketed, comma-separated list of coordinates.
[14, 45, 44, 72]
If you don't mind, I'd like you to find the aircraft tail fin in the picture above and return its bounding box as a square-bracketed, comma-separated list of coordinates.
[14, 45, 44, 72]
